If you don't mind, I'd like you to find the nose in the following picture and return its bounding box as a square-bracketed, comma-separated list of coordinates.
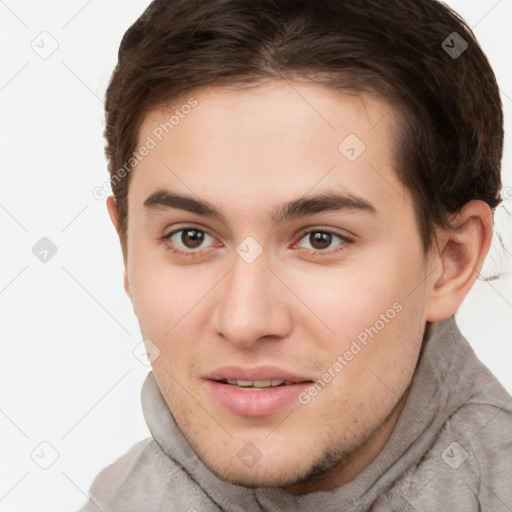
[211, 249, 293, 348]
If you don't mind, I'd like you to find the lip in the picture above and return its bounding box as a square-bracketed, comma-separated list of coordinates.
[205, 365, 312, 383]
[204, 366, 313, 417]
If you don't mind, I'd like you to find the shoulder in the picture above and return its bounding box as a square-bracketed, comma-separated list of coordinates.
[77, 438, 220, 512]
[391, 378, 512, 511]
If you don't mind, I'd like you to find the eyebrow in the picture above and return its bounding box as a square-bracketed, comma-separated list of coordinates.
[143, 188, 377, 224]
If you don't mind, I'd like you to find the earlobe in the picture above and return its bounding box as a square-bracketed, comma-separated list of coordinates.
[123, 269, 132, 300]
[106, 195, 121, 233]
[425, 201, 493, 322]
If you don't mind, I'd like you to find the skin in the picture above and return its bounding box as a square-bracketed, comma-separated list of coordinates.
[107, 79, 492, 493]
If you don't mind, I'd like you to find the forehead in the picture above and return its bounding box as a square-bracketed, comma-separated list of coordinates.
[131, 80, 409, 219]
[137, 79, 397, 154]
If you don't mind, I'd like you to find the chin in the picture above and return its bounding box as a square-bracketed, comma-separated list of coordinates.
[204, 455, 308, 489]
[195, 435, 352, 491]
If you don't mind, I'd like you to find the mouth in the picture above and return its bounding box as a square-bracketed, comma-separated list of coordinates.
[205, 366, 314, 416]
[215, 378, 304, 388]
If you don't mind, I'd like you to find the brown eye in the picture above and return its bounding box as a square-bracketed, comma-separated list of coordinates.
[163, 228, 216, 254]
[309, 231, 332, 250]
[180, 229, 205, 248]
[296, 230, 351, 253]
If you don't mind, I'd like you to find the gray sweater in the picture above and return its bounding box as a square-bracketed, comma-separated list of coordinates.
[79, 316, 512, 511]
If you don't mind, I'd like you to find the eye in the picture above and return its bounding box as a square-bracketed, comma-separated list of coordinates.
[295, 229, 352, 253]
[161, 227, 217, 255]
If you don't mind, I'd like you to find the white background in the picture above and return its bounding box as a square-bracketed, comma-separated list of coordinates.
[0, 1, 511, 511]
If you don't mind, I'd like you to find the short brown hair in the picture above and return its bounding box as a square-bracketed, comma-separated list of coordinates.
[104, 0, 504, 256]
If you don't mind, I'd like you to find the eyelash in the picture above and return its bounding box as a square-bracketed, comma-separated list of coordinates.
[159, 226, 354, 258]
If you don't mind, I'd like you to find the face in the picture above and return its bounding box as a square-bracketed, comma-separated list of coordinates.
[122, 80, 434, 492]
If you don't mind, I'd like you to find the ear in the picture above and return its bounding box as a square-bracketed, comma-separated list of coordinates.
[424, 200, 494, 322]
[106, 194, 121, 232]
[106, 195, 132, 300]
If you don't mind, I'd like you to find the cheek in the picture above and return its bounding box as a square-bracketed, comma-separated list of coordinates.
[315, 305, 422, 437]
[127, 242, 213, 333]
[289, 253, 420, 342]
[290, 244, 426, 388]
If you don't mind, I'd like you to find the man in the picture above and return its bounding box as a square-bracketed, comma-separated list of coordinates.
[80, 0, 512, 510]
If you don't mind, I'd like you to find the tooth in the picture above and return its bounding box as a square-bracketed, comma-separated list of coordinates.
[252, 380, 272, 388]
[237, 380, 253, 387]
[224, 379, 290, 388]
